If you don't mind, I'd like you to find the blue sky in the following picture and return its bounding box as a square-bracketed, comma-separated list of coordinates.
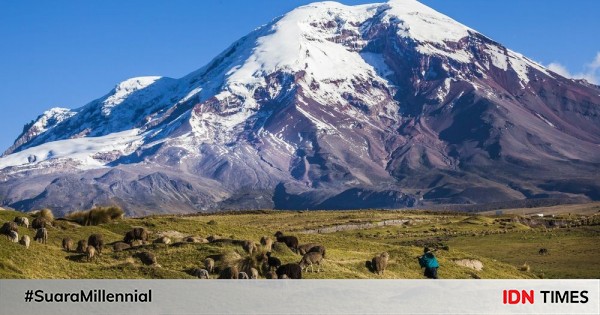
[1, 0, 598, 152]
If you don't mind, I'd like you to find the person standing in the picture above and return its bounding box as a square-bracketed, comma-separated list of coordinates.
[418, 247, 439, 279]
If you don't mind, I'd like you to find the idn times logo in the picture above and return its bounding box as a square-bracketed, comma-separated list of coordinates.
[503, 290, 589, 304]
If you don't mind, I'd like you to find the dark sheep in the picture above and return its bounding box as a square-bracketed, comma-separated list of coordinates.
[297, 243, 318, 255]
[299, 252, 324, 273]
[218, 266, 239, 279]
[274, 231, 299, 253]
[34, 228, 48, 244]
[136, 251, 157, 266]
[308, 245, 326, 258]
[62, 237, 74, 252]
[31, 217, 49, 229]
[88, 234, 104, 254]
[124, 227, 149, 244]
[1, 222, 18, 236]
[191, 268, 210, 279]
[238, 271, 250, 279]
[538, 248, 549, 255]
[113, 242, 131, 252]
[76, 240, 88, 253]
[266, 252, 282, 270]
[276, 263, 302, 279]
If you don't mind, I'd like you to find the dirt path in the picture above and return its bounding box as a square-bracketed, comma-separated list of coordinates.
[297, 219, 422, 234]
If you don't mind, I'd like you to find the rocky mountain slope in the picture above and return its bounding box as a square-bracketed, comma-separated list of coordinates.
[1, 0, 599, 215]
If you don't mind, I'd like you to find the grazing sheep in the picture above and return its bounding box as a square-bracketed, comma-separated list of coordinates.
[34, 228, 48, 244]
[112, 242, 131, 252]
[8, 231, 18, 243]
[274, 231, 299, 253]
[238, 271, 250, 279]
[204, 258, 215, 273]
[88, 234, 104, 254]
[192, 268, 210, 279]
[76, 240, 88, 253]
[372, 252, 389, 275]
[276, 263, 302, 279]
[137, 251, 157, 266]
[265, 271, 277, 279]
[299, 252, 324, 273]
[153, 236, 171, 245]
[249, 267, 259, 279]
[86, 246, 96, 262]
[266, 252, 282, 270]
[260, 236, 273, 251]
[1, 222, 18, 237]
[62, 237, 74, 252]
[308, 245, 326, 258]
[218, 266, 239, 279]
[124, 228, 149, 244]
[31, 217, 49, 229]
[14, 217, 29, 228]
[19, 235, 30, 249]
[297, 243, 318, 255]
[242, 240, 257, 255]
[538, 248, 549, 255]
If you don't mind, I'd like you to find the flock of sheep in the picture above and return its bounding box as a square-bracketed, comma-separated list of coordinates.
[1, 216, 391, 279]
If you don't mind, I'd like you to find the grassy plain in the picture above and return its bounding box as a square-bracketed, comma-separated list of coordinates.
[0, 203, 598, 279]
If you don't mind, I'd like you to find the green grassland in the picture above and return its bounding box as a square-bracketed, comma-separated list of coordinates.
[0, 205, 598, 279]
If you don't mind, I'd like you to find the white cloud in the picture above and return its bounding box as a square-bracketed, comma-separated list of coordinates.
[546, 52, 600, 85]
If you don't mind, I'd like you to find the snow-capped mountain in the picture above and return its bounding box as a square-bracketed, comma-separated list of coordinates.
[1, 0, 599, 216]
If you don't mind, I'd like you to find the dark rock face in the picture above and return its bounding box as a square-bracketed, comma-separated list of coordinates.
[1, 1, 599, 215]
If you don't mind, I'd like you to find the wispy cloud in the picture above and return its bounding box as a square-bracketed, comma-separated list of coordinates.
[547, 52, 600, 85]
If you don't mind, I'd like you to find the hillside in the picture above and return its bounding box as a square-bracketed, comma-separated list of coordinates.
[1, 206, 598, 279]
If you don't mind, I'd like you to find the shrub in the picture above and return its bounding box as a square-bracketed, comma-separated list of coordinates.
[66, 206, 124, 226]
[33, 208, 55, 221]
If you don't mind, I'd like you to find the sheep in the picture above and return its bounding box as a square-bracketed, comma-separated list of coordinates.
[299, 252, 324, 273]
[538, 248, 549, 255]
[113, 242, 131, 252]
[153, 236, 171, 245]
[204, 258, 215, 273]
[136, 251, 157, 266]
[260, 236, 273, 251]
[86, 246, 96, 262]
[124, 227, 149, 244]
[238, 271, 250, 279]
[31, 217, 49, 229]
[371, 252, 389, 275]
[8, 230, 18, 243]
[308, 245, 326, 258]
[192, 268, 210, 279]
[218, 266, 239, 279]
[34, 228, 48, 244]
[266, 252, 281, 270]
[1, 222, 18, 237]
[249, 267, 259, 279]
[19, 235, 30, 249]
[276, 263, 302, 279]
[274, 231, 299, 253]
[88, 234, 104, 254]
[297, 243, 318, 255]
[76, 240, 88, 253]
[14, 217, 29, 229]
[242, 240, 257, 255]
[62, 237, 74, 252]
[265, 271, 277, 279]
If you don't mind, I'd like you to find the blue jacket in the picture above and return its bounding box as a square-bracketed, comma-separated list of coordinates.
[419, 253, 439, 268]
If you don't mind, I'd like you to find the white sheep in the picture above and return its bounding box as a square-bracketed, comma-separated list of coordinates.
[19, 235, 31, 249]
